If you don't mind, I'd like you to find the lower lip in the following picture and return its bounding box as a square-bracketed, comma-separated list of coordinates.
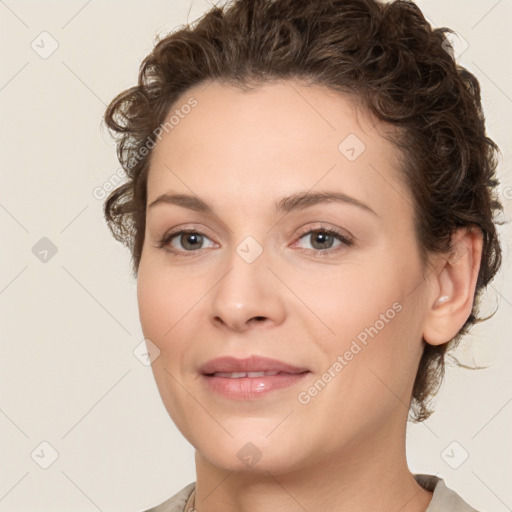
[201, 372, 310, 400]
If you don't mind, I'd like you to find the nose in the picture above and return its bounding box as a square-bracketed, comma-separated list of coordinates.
[208, 248, 287, 333]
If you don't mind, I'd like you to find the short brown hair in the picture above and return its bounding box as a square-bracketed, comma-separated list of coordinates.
[103, 0, 503, 422]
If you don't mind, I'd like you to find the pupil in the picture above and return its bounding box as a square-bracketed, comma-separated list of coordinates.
[182, 233, 202, 250]
[312, 231, 333, 249]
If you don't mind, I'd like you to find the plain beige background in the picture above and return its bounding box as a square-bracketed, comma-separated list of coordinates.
[0, 0, 511, 511]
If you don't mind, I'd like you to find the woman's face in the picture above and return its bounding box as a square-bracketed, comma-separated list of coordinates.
[137, 80, 433, 474]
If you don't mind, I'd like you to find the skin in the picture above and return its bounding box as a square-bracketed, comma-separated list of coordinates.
[137, 79, 482, 512]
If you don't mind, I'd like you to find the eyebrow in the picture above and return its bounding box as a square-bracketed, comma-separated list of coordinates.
[275, 191, 377, 216]
[147, 191, 377, 217]
[148, 193, 212, 212]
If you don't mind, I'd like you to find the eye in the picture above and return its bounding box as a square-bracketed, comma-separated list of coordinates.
[295, 228, 352, 252]
[159, 230, 216, 252]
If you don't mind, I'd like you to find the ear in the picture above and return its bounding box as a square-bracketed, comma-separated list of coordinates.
[423, 227, 483, 346]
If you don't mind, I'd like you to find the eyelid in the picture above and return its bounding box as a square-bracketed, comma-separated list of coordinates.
[155, 225, 219, 255]
[154, 222, 354, 255]
[290, 223, 354, 253]
[294, 223, 353, 242]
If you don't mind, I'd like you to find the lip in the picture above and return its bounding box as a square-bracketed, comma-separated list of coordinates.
[199, 355, 309, 375]
[199, 355, 310, 400]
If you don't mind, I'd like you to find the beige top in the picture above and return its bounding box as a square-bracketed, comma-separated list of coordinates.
[143, 474, 479, 512]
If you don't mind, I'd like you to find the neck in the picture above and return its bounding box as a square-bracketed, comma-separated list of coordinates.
[193, 414, 432, 512]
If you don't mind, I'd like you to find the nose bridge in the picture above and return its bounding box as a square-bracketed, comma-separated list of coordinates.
[209, 236, 285, 330]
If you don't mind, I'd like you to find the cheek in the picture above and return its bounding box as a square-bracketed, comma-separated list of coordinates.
[136, 259, 203, 435]
[286, 255, 404, 344]
[136, 256, 217, 382]
[292, 250, 425, 394]
[137, 269, 170, 341]
[137, 257, 201, 339]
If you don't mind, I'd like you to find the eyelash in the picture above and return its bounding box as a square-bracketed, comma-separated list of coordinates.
[156, 229, 215, 256]
[156, 226, 353, 256]
[293, 226, 354, 255]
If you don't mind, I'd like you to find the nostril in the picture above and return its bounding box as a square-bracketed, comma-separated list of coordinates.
[252, 316, 267, 322]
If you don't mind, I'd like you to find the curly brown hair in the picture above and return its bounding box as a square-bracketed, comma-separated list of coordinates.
[103, 0, 502, 422]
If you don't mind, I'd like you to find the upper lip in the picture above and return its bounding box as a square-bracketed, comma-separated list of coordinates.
[199, 355, 309, 375]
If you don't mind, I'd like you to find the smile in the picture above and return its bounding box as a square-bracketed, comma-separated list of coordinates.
[211, 371, 281, 378]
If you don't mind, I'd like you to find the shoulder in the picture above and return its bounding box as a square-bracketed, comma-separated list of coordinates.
[414, 474, 480, 512]
[142, 482, 196, 512]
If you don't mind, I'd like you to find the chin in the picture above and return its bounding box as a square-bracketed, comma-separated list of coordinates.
[191, 426, 313, 475]
[200, 446, 299, 475]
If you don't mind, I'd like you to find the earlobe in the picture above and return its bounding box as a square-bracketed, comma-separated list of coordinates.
[423, 227, 483, 346]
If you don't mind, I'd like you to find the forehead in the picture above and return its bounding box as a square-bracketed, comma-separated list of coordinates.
[153, 79, 376, 161]
[147, 79, 411, 221]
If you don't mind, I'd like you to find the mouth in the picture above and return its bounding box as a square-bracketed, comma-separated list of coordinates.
[208, 370, 285, 378]
[199, 355, 309, 375]
[199, 356, 310, 400]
